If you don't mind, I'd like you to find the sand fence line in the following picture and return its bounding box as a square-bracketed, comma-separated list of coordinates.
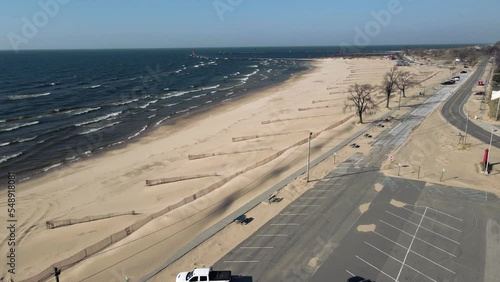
[261, 115, 336, 125]
[145, 173, 219, 187]
[21, 113, 355, 282]
[188, 148, 273, 160]
[312, 98, 344, 104]
[298, 105, 337, 111]
[45, 211, 138, 229]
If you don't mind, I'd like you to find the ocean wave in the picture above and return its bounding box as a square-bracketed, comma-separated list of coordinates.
[42, 162, 63, 172]
[175, 109, 190, 114]
[249, 65, 259, 68]
[38, 82, 60, 87]
[0, 121, 39, 132]
[165, 103, 179, 107]
[0, 152, 23, 164]
[127, 125, 148, 140]
[79, 121, 121, 135]
[89, 85, 101, 89]
[192, 93, 207, 99]
[161, 88, 202, 99]
[75, 111, 122, 127]
[245, 69, 259, 77]
[155, 116, 171, 127]
[138, 99, 158, 109]
[0, 142, 10, 147]
[9, 92, 51, 100]
[111, 99, 139, 106]
[67, 107, 101, 116]
[205, 100, 213, 104]
[148, 114, 157, 119]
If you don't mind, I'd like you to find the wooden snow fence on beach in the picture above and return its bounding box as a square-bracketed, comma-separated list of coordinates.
[188, 148, 272, 160]
[21, 113, 356, 282]
[45, 211, 137, 229]
[145, 173, 218, 186]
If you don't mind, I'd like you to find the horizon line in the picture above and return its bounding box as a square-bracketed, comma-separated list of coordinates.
[0, 42, 492, 52]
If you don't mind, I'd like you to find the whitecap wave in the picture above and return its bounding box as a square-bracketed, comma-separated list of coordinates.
[89, 85, 101, 89]
[0, 121, 39, 132]
[42, 162, 63, 172]
[67, 107, 101, 116]
[9, 92, 51, 100]
[79, 121, 121, 135]
[75, 111, 122, 127]
[0, 152, 23, 164]
[155, 116, 171, 126]
[127, 125, 147, 140]
[111, 99, 139, 106]
[0, 142, 10, 147]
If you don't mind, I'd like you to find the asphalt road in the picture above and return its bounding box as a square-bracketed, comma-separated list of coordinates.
[441, 59, 500, 148]
[212, 71, 500, 281]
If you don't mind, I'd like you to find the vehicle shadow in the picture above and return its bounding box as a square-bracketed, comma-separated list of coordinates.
[231, 275, 253, 282]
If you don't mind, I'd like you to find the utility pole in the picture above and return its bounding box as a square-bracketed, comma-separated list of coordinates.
[485, 127, 496, 175]
[306, 132, 312, 182]
[398, 90, 402, 110]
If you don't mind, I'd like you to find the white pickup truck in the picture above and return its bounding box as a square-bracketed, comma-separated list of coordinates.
[176, 267, 232, 282]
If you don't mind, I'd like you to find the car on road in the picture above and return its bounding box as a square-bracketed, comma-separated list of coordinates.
[474, 91, 485, 96]
[177, 267, 232, 282]
[441, 80, 456, 85]
[348, 276, 375, 282]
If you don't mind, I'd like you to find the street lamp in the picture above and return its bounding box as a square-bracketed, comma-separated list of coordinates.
[485, 126, 497, 175]
[306, 132, 312, 182]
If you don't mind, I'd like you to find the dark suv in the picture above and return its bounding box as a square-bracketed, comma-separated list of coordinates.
[348, 276, 375, 282]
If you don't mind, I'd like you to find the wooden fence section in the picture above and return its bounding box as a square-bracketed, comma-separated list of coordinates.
[45, 211, 137, 229]
[145, 173, 219, 187]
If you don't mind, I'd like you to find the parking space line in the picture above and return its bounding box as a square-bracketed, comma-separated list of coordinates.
[299, 197, 327, 199]
[379, 220, 458, 257]
[240, 247, 274, 249]
[279, 213, 310, 216]
[396, 207, 427, 282]
[355, 255, 397, 282]
[385, 212, 460, 244]
[405, 179, 423, 191]
[411, 206, 463, 222]
[290, 205, 319, 207]
[257, 234, 287, 237]
[346, 270, 355, 277]
[270, 223, 299, 226]
[400, 207, 462, 232]
[224, 261, 259, 263]
[310, 189, 334, 192]
[365, 242, 438, 282]
[370, 233, 457, 273]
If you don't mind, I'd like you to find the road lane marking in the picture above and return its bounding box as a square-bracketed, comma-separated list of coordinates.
[400, 207, 462, 232]
[378, 220, 457, 256]
[240, 247, 274, 249]
[257, 234, 287, 237]
[270, 223, 299, 226]
[355, 255, 397, 282]
[290, 205, 319, 207]
[279, 213, 310, 216]
[299, 197, 327, 199]
[224, 261, 259, 263]
[396, 207, 427, 282]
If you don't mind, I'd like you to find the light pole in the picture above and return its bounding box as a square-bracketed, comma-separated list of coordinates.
[464, 111, 469, 144]
[306, 132, 312, 182]
[398, 90, 402, 110]
[485, 127, 497, 175]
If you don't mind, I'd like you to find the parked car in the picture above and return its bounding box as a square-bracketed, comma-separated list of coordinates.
[177, 267, 232, 282]
[460, 70, 467, 74]
[452, 76, 460, 81]
[348, 276, 375, 282]
[441, 80, 456, 85]
[478, 81, 485, 86]
[474, 91, 485, 96]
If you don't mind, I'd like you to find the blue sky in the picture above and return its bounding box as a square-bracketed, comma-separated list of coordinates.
[0, 0, 499, 50]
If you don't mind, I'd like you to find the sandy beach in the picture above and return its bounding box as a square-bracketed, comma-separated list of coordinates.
[0, 57, 449, 281]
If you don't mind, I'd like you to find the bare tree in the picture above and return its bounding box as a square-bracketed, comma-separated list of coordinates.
[381, 67, 399, 108]
[396, 70, 419, 98]
[344, 83, 378, 124]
